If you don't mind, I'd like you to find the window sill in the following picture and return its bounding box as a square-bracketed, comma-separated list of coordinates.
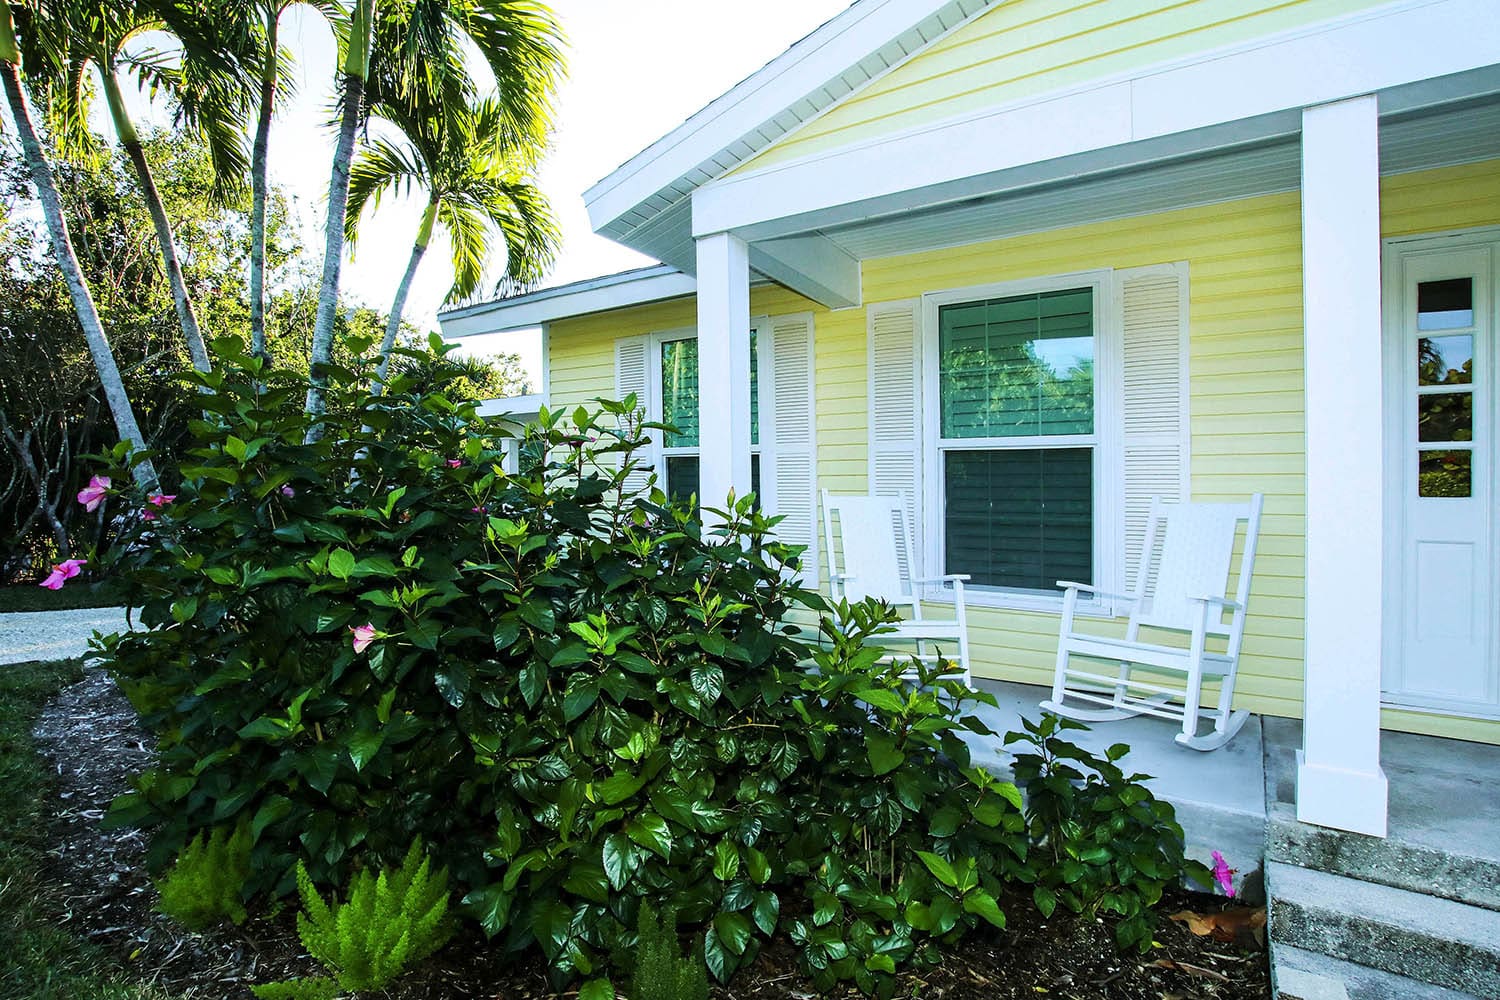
[918, 586, 1117, 619]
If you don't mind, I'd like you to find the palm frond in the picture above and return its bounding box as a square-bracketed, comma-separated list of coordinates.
[346, 134, 428, 246]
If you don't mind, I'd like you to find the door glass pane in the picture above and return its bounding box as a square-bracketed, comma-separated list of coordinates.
[1417, 278, 1474, 331]
[939, 288, 1094, 438]
[943, 447, 1092, 591]
[1419, 450, 1472, 497]
[1418, 392, 1473, 442]
[1418, 335, 1474, 386]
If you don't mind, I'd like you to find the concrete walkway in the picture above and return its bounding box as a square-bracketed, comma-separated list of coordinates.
[0, 607, 135, 665]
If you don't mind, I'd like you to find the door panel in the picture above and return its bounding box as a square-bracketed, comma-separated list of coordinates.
[1385, 242, 1497, 712]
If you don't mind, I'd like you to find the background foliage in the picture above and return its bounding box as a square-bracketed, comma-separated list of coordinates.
[0, 129, 526, 583]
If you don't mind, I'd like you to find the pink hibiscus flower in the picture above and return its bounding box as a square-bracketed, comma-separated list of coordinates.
[77, 475, 110, 512]
[349, 623, 378, 654]
[1211, 850, 1236, 898]
[446, 459, 463, 468]
[39, 558, 87, 590]
[148, 492, 176, 507]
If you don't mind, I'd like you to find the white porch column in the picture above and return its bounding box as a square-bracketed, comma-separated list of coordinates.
[1297, 94, 1389, 838]
[695, 232, 753, 515]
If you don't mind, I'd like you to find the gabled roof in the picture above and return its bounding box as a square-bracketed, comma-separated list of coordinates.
[582, 0, 997, 274]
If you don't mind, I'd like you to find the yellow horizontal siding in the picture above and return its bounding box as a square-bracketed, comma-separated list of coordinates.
[547, 157, 1500, 744]
[739, 0, 1381, 173]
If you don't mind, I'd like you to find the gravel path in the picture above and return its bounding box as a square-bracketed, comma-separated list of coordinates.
[0, 607, 135, 665]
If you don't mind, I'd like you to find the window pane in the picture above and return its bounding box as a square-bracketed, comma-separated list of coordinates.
[665, 455, 699, 504]
[1419, 450, 1471, 497]
[939, 288, 1094, 439]
[944, 448, 1092, 591]
[664, 454, 760, 508]
[661, 339, 700, 448]
[660, 335, 761, 447]
[1418, 335, 1473, 386]
[1417, 278, 1473, 331]
[1418, 392, 1473, 443]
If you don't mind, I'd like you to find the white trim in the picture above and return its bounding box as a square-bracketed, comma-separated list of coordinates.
[691, 0, 1500, 238]
[1381, 699, 1500, 723]
[1295, 751, 1389, 839]
[438, 267, 697, 337]
[583, 0, 997, 231]
[918, 268, 1120, 615]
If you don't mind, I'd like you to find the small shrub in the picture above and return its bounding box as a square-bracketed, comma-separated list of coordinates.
[1005, 714, 1211, 950]
[630, 904, 708, 1000]
[155, 819, 251, 930]
[253, 840, 451, 997]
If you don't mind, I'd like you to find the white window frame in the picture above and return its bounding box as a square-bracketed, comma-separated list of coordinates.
[920, 269, 1123, 614]
[646, 322, 771, 506]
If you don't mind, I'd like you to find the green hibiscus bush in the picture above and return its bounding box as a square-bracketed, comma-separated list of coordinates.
[91, 338, 1200, 996]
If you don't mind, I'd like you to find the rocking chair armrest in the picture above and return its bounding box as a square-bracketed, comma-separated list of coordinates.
[1055, 580, 1139, 604]
[1190, 595, 1244, 611]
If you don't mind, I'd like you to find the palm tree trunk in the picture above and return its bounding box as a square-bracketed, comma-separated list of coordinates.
[100, 67, 211, 374]
[372, 199, 436, 393]
[1, 56, 157, 487]
[305, 0, 374, 435]
[249, 4, 278, 361]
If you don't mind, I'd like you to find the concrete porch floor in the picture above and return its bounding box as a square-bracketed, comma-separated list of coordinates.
[960, 679, 1267, 895]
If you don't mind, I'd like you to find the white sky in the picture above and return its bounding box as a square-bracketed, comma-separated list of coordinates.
[112, 0, 854, 389]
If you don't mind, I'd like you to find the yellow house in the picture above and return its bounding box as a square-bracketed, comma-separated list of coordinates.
[441, 0, 1500, 869]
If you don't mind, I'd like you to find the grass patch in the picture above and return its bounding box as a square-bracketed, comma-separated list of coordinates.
[0, 660, 179, 1000]
[0, 582, 127, 614]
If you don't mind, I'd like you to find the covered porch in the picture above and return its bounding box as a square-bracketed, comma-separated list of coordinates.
[677, 72, 1500, 842]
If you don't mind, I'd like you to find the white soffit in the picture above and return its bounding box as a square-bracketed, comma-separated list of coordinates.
[583, 0, 998, 257]
[813, 94, 1500, 262]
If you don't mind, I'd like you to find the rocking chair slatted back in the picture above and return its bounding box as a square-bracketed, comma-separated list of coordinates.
[821, 492, 916, 607]
[1131, 499, 1255, 637]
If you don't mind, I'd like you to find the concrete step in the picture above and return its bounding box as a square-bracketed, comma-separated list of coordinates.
[1267, 810, 1500, 911]
[1273, 944, 1487, 1000]
[1266, 861, 1500, 998]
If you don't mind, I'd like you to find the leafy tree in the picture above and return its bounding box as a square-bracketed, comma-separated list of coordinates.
[348, 89, 559, 389]
[19, 0, 256, 373]
[305, 0, 564, 427]
[0, 0, 156, 486]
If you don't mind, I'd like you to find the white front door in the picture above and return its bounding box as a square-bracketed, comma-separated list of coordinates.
[1384, 236, 1500, 715]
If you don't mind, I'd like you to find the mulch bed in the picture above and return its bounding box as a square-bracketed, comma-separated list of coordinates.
[30, 668, 1272, 1000]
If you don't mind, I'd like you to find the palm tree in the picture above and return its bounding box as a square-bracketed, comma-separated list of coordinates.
[347, 91, 560, 390]
[36, 0, 254, 375]
[1, 0, 156, 486]
[304, 0, 564, 430]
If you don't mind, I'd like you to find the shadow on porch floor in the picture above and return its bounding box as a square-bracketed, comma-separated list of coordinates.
[960, 678, 1267, 897]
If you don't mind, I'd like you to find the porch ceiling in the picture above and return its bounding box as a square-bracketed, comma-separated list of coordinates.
[805, 93, 1500, 263]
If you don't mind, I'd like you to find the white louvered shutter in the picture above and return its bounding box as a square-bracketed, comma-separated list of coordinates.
[614, 335, 656, 494]
[867, 300, 923, 583]
[1118, 263, 1191, 595]
[765, 313, 819, 586]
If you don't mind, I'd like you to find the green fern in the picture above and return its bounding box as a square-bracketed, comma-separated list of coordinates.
[155, 819, 252, 930]
[247, 976, 341, 1000]
[253, 840, 452, 997]
[630, 905, 709, 1000]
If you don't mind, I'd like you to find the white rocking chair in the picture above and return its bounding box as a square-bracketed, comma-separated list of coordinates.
[820, 491, 972, 686]
[1040, 494, 1264, 751]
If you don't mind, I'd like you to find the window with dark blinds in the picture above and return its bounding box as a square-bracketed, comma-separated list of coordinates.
[937, 287, 1095, 594]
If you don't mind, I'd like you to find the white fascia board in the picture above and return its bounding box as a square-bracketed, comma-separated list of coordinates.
[692, 0, 1500, 237]
[476, 393, 546, 420]
[437, 267, 696, 338]
[583, 0, 969, 232]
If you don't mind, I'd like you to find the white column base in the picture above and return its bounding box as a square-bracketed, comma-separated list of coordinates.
[1296, 749, 1389, 838]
